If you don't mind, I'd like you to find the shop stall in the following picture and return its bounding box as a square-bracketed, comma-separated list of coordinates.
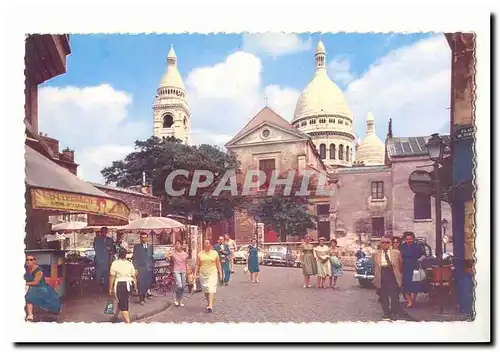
[25, 145, 130, 297]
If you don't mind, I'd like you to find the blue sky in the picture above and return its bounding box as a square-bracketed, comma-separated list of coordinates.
[38, 33, 451, 183]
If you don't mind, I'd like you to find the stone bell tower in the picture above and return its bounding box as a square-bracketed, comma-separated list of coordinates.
[153, 45, 191, 144]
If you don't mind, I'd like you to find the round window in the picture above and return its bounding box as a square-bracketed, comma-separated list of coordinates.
[261, 129, 271, 139]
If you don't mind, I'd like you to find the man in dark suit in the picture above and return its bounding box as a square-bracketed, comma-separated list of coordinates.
[373, 236, 403, 320]
[133, 232, 154, 305]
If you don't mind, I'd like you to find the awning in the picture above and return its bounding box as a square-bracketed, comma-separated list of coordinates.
[26, 145, 130, 225]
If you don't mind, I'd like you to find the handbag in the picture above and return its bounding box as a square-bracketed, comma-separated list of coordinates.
[330, 256, 342, 269]
[104, 299, 115, 315]
[412, 264, 427, 282]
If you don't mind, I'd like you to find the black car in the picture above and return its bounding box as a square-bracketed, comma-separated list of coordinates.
[354, 240, 434, 288]
[263, 246, 295, 267]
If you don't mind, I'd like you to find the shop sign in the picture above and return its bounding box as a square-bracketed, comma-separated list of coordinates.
[31, 189, 130, 221]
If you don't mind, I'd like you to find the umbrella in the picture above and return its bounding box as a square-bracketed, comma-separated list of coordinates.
[121, 217, 186, 263]
[121, 217, 185, 233]
[51, 221, 87, 232]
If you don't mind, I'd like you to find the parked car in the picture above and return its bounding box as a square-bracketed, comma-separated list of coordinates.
[354, 240, 436, 288]
[263, 245, 295, 267]
[65, 249, 95, 264]
[233, 245, 264, 264]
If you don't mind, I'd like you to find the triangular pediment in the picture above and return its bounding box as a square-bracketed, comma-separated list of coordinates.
[226, 106, 309, 147]
[228, 121, 309, 147]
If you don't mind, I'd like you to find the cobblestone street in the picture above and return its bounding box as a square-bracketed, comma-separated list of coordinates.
[143, 265, 385, 323]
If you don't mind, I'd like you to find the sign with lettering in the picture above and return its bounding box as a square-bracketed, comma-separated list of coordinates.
[454, 124, 475, 141]
[31, 189, 130, 223]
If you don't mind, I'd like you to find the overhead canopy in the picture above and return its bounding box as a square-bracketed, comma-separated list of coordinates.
[121, 217, 185, 234]
[26, 145, 130, 225]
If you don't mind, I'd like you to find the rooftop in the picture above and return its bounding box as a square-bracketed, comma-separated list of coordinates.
[386, 135, 451, 159]
[91, 183, 159, 199]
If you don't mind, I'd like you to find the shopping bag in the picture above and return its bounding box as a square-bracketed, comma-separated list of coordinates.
[412, 265, 427, 282]
[243, 267, 249, 275]
[104, 299, 115, 315]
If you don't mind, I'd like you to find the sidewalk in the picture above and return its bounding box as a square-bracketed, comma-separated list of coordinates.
[57, 291, 172, 323]
[403, 295, 473, 322]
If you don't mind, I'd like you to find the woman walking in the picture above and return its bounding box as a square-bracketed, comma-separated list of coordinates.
[400, 231, 426, 308]
[314, 237, 331, 289]
[169, 240, 189, 307]
[109, 248, 137, 324]
[299, 235, 317, 288]
[247, 238, 260, 283]
[194, 239, 223, 313]
[328, 239, 343, 289]
[24, 254, 61, 321]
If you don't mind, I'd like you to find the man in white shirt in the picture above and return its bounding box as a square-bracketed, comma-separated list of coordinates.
[225, 234, 237, 274]
[372, 236, 403, 320]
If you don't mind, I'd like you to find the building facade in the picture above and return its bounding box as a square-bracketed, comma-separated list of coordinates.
[445, 32, 476, 315]
[226, 106, 335, 244]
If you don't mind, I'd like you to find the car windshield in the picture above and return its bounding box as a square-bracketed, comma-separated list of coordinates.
[237, 246, 249, 252]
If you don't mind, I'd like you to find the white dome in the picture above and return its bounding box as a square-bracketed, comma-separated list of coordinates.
[355, 112, 385, 166]
[293, 71, 352, 120]
[158, 45, 186, 90]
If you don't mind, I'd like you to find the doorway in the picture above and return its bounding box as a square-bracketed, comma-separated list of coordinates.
[317, 221, 331, 242]
[371, 217, 385, 238]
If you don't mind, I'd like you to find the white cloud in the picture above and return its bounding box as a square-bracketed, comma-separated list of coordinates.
[345, 35, 451, 139]
[242, 33, 312, 58]
[186, 51, 300, 141]
[38, 84, 149, 183]
[263, 85, 301, 121]
[328, 56, 356, 85]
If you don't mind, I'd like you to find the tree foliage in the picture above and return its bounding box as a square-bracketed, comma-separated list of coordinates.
[101, 136, 246, 224]
[245, 169, 318, 242]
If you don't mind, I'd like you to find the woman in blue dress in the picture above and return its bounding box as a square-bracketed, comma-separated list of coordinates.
[400, 231, 426, 308]
[247, 238, 260, 283]
[24, 254, 61, 321]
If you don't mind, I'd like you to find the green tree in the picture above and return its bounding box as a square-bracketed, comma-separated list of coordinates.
[101, 136, 247, 226]
[245, 169, 317, 242]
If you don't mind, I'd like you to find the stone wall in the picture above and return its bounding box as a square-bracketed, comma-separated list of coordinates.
[390, 158, 452, 251]
[334, 168, 393, 236]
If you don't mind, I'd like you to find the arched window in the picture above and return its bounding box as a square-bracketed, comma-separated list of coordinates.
[163, 114, 174, 128]
[414, 194, 431, 220]
[346, 146, 350, 162]
[339, 144, 344, 160]
[329, 144, 336, 160]
[319, 144, 326, 159]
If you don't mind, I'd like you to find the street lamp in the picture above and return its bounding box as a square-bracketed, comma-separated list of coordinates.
[441, 218, 448, 254]
[426, 133, 447, 313]
[427, 133, 446, 162]
[426, 133, 446, 262]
